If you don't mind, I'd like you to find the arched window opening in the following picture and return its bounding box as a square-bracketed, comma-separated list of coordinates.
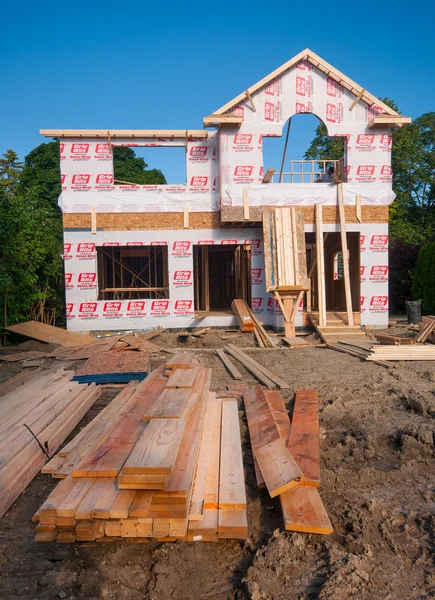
[262, 114, 346, 184]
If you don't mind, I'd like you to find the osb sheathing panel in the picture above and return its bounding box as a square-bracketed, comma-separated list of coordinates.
[63, 205, 388, 231]
[63, 212, 220, 230]
[220, 205, 388, 224]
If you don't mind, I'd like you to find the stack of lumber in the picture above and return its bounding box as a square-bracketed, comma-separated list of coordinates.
[366, 345, 435, 361]
[0, 366, 101, 518]
[34, 356, 247, 542]
[415, 317, 435, 344]
[244, 386, 333, 535]
[374, 334, 414, 346]
[232, 299, 274, 347]
[282, 337, 311, 348]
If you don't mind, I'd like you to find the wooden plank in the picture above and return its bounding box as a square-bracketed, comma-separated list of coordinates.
[349, 88, 365, 111]
[41, 129, 209, 138]
[415, 319, 435, 343]
[75, 478, 113, 520]
[223, 345, 276, 388]
[231, 299, 255, 332]
[165, 367, 199, 390]
[6, 321, 98, 347]
[56, 478, 95, 518]
[217, 509, 248, 538]
[263, 390, 290, 445]
[244, 387, 303, 498]
[337, 184, 354, 326]
[215, 349, 243, 380]
[189, 393, 217, 519]
[287, 390, 320, 487]
[73, 368, 167, 477]
[122, 418, 186, 474]
[128, 491, 153, 517]
[282, 336, 311, 348]
[280, 485, 333, 534]
[225, 344, 290, 389]
[355, 195, 362, 223]
[204, 398, 222, 509]
[165, 351, 195, 373]
[144, 388, 192, 420]
[219, 400, 246, 510]
[315, 204, 327, 328]
[243, 188, 250, 220]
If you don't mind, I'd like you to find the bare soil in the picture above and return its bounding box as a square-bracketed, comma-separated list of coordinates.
[0, 330, 434, 600]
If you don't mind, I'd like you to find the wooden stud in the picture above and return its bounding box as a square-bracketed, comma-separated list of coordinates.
[183, 206, 189, 229]
[245, 89, 256, 112]
[337, 183, 354, 326]
[262, 168, 275, 184]
[243, 188, 250, 220]
[315, 204, 327, 328]
[355, 195, 362, 223]
[91, 207, 97, 234]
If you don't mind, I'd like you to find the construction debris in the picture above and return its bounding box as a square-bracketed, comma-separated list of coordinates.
[6, 321, 98, 347]
[223, 344, 290, 389]
[231, 299, 255, 332]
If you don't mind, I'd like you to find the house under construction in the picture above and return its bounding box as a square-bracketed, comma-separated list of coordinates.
[41, 48, 410, 335]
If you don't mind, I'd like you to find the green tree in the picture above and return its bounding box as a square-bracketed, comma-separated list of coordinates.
[0, 149, 23, 197]
[113, 146, 166, 185]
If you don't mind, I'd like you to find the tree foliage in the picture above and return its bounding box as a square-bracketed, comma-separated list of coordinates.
[412, 242, 435, 313]
[0, 142, 167, 340]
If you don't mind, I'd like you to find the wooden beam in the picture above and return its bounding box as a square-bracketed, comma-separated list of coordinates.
[355, 195, 362, 223]
[337, 184, 354, 326]
[91, 207, 97, 234]
[40, 129, 209, 139]
[243, 188, 250, 220]
[245, 89, 256, 112]
[262, 168, 275, 184]
[203, 114, 243, 127]
[215, 349, 243, 380]
[368, 115, 411, 129]
[348, 88, 365, 111]
[183, 206, 189, 229]
[315, 205, 327, 328]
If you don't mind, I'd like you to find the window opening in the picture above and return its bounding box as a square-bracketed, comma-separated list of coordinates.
[97, 245, 169, 300]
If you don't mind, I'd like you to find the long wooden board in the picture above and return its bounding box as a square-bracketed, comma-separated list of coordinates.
[6, 321, 98, 347]
[280, 485, 333, 534]
[215, 349, 243, 380]
[232, 299, 255, 332]
[219, 400, 246, 510]
[225, 344, 289, 389]
[287, 390, 320, 487]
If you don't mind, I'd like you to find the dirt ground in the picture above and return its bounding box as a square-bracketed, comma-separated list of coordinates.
[0, 328, 434, 600]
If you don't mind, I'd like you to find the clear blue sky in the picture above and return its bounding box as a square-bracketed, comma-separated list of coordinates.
[1, 0, 434, 183]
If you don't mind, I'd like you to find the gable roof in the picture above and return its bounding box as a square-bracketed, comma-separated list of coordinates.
[212, 48, 401, 117]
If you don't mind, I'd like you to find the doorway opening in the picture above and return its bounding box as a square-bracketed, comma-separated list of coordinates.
[193, 244, 252, 313]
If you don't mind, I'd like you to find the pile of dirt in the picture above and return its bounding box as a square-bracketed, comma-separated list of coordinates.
[0, 334, 434, 599]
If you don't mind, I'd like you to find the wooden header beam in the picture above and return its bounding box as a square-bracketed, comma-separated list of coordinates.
[368, 115, 412, 129]
[203, 114, 243, 127]
[40, 129, 209, 139]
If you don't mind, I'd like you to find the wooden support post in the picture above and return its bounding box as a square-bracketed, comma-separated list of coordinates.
[107, 131, 112, 154]
[245, 90, 256, 112]
[355, 195, 362, 223]
[91, 207, 97, 234]
[243, 189, 250, 220]
[337, 184, 354, 326]
[283, 297, 295, 338]
[183, 206, 189, 229]
[315, 204, 326, 328]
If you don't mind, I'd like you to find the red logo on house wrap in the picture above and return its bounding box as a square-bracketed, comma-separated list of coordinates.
[356, 134, 375, 150]
[65, 303, 75, 319]
[72, 174, 91, 185]
[234, 166, 253, 177]
[380, 165, 393, 180]
[76, 242, 96, 259]
[233, 134, 253, 151]
[251, 268, 263, 284]
[78, 272, 97, 289]
[370, 296, 388, 310]
[370, 265, 389, 281]
[60, 174, 66, 186]
[190, 176, 208, 188]
[96, 174, 114, 185]
[127, 301, 147, 317]
[231, 106, 244, 118]
[221, 239, 237, 245]
[65, 273, 73, 289]
[360, 266, 366, 280]
[102, 242, 120, 246]
[265, 102, 275, 121]
[360, 235, 367, 251]
[296, 102, 306, 113]
[126, 242, 144, 246]
[189, 146, 208, 160]
[360, 296, 366, 312]
[70, 144, 90, 157]
[79, 302, 98, 318]
[173, 270, 192, 287]
[326, 103, 337, 122]
[198, 240, 214, 245]
[251, 298, 263, 313]
[60, 143, 65, 154]
[103, 301, 123, 317]
[265, 79, 281, 96]
[95, 143, 111, 155]
[380, 134, 392, 150]
[296, 76, 306, 96]
[370, 235, 388, 251]
[368, 105, 383, 120]
[244, 238, 261, 254]
[64, 243, 72, 259]
[327, 77, 337, 97]
[174, 299, 193, 316]
[172, 241, 192, 257]
[356, 165, 376, 180]
[150, 241, 168, 246]
[296, 59, 308, 70]
[150, 300, 170, 317]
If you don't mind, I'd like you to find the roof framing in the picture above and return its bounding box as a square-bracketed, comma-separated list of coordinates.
[40, 129, 209, 139]
[212, 48, 401, 117]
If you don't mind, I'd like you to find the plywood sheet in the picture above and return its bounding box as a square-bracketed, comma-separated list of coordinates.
[6, 321, 97, 347]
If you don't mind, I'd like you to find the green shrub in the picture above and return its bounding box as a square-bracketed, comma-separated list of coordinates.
[412, 242, 435, 314]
